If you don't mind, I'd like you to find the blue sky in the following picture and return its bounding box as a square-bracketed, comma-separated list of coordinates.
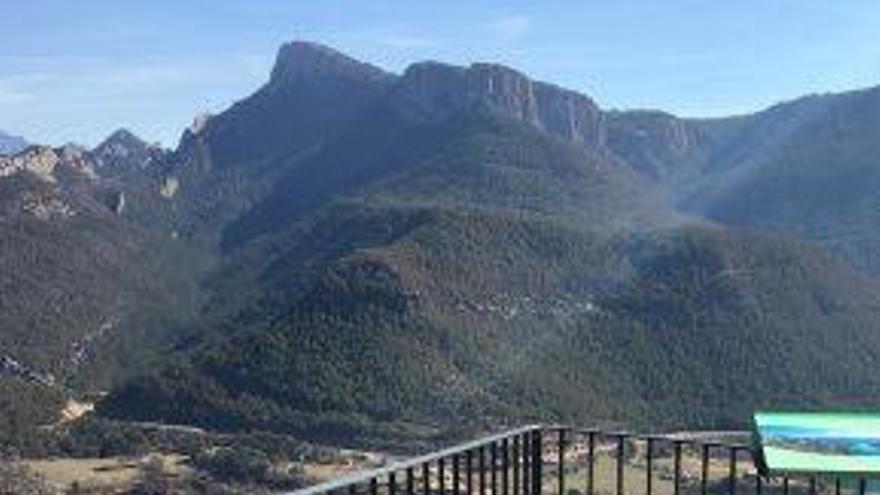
[2, 1, 880, 147]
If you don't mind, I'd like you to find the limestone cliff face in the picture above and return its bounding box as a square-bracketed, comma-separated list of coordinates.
[533, 81, 605, 148]
[0, 146, 60, 181]
[394, 61, 605, 149]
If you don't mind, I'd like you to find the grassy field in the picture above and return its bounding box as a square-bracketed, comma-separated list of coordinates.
[26, 454, 190, 492]
[552, 451, 750, 495]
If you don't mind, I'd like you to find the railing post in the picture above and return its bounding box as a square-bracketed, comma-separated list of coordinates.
[646, 437, 654, 495]
[531, 429, 543, 495]
[513, 437, 520, 495]
[502, 438, 510, 495]
[467, 450, 474, 495]
[557, 429, 565, 495]
[673, 441, 682, 495]
[728, 448, 736, 495]
[423, 463, 430, 495]
[453, 454, 461, 495]
[586, 432, 595, 495]
[616, 436, 625, 495]
[701, 444, 709, 495]
[523, 434, 531, 495]
[479, 446, 486, 495]
[492, 442, 498, 495]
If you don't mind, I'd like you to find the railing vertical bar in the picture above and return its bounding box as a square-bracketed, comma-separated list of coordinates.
[728, 447, 736, 495]
[423, 463, 431, 495]
[350, 483, 358, 495]
[783, 477, 789, 495]
[407, 468, 415, 495]
[646, 437, 654, 495]
[616, 435, 625, 495]
[701, 444, 709, 495]
[859, 478, 867, 495]
[390, 472, 398, 495]
[674, 441, 682, 495]
[835, 478, 841, 495]
[532, 429, 543, 495]
[809, 477, 816, 495]
[513, 437, 520, 495]
[523, 434, 531, 495]
[480, 446, 487, 495]
[586, 432, 595, 495]
[755, 473, 762, 495]
[453, 454, 461, 495]
[557, 429, 566, 495]
[440, 459, 446, 495]
[371, 477, 379, 495]
[502, 438, 510, 495]
[491, 442, 498, 495]
[467, 450, 474, 495]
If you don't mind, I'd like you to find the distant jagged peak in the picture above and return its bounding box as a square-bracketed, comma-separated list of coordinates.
[92, 128, 165, 171]
[269, 40, 394, 87]
[95, 128, 149, 155]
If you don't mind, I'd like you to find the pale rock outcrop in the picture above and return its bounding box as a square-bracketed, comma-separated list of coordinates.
[159, 176, 179, 198]
[0, 146, 60, 182]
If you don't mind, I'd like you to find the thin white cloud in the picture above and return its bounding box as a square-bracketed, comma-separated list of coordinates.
[485, 15, 532, 43]
[0, 81, 33, 105]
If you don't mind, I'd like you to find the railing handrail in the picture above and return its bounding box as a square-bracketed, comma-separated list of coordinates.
[287, 424, 543, 495]
[559, 425, 753, 450]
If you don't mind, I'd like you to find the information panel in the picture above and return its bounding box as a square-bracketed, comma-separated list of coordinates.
[754, 412, 880, 475]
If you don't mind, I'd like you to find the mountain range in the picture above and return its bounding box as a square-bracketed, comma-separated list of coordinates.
[0, 129, 28, 156]
[5, 41, 880, 447]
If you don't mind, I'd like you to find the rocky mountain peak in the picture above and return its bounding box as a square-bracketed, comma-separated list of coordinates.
[269, 40, 393, 87]
[92, 128, 160, 170]
[95, 128, 148, 156]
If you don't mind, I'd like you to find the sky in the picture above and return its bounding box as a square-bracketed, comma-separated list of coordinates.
[2, 1, 880, 147]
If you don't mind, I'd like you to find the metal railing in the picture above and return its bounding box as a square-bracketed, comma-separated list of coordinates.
[288, 424, 875, 495]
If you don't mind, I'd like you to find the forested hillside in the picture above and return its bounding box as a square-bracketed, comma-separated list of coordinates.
[5, 41, 880, 448]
